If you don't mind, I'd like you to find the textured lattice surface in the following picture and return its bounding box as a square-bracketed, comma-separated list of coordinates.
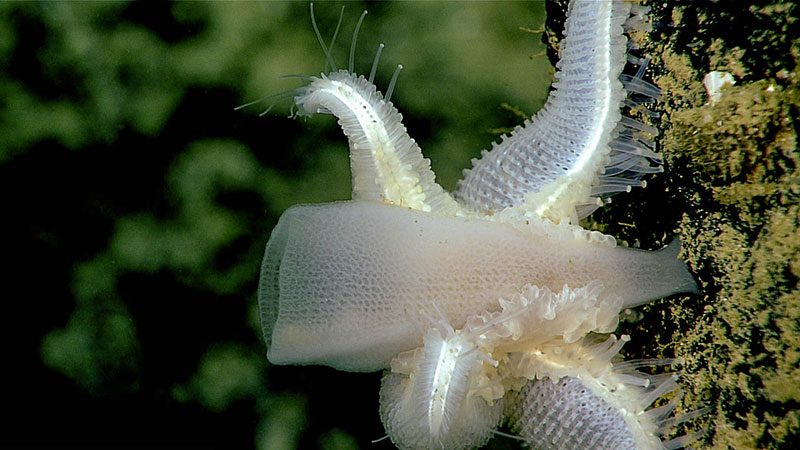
[506, 377, 637, 450]
[259, 201, 697, 371]
[455, 1, 662, 221]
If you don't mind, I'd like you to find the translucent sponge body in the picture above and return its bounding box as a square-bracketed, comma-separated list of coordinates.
[259, 200, 697, 371]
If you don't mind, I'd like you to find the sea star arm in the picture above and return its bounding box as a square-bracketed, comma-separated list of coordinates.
[295, 71, 463, 215]
[455, 1, 662, 224]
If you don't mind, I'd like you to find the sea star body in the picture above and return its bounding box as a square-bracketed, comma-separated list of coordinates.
[255, 1, 704, 449]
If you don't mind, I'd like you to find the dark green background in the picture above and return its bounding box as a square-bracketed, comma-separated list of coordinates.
[3, 2, 549, 448]
[8, 1, 800, 449]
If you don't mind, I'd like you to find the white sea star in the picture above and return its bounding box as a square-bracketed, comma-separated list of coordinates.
[253, 1, 704, 449]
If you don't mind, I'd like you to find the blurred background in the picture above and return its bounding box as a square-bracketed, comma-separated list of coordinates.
[3, 1, 551, 448]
